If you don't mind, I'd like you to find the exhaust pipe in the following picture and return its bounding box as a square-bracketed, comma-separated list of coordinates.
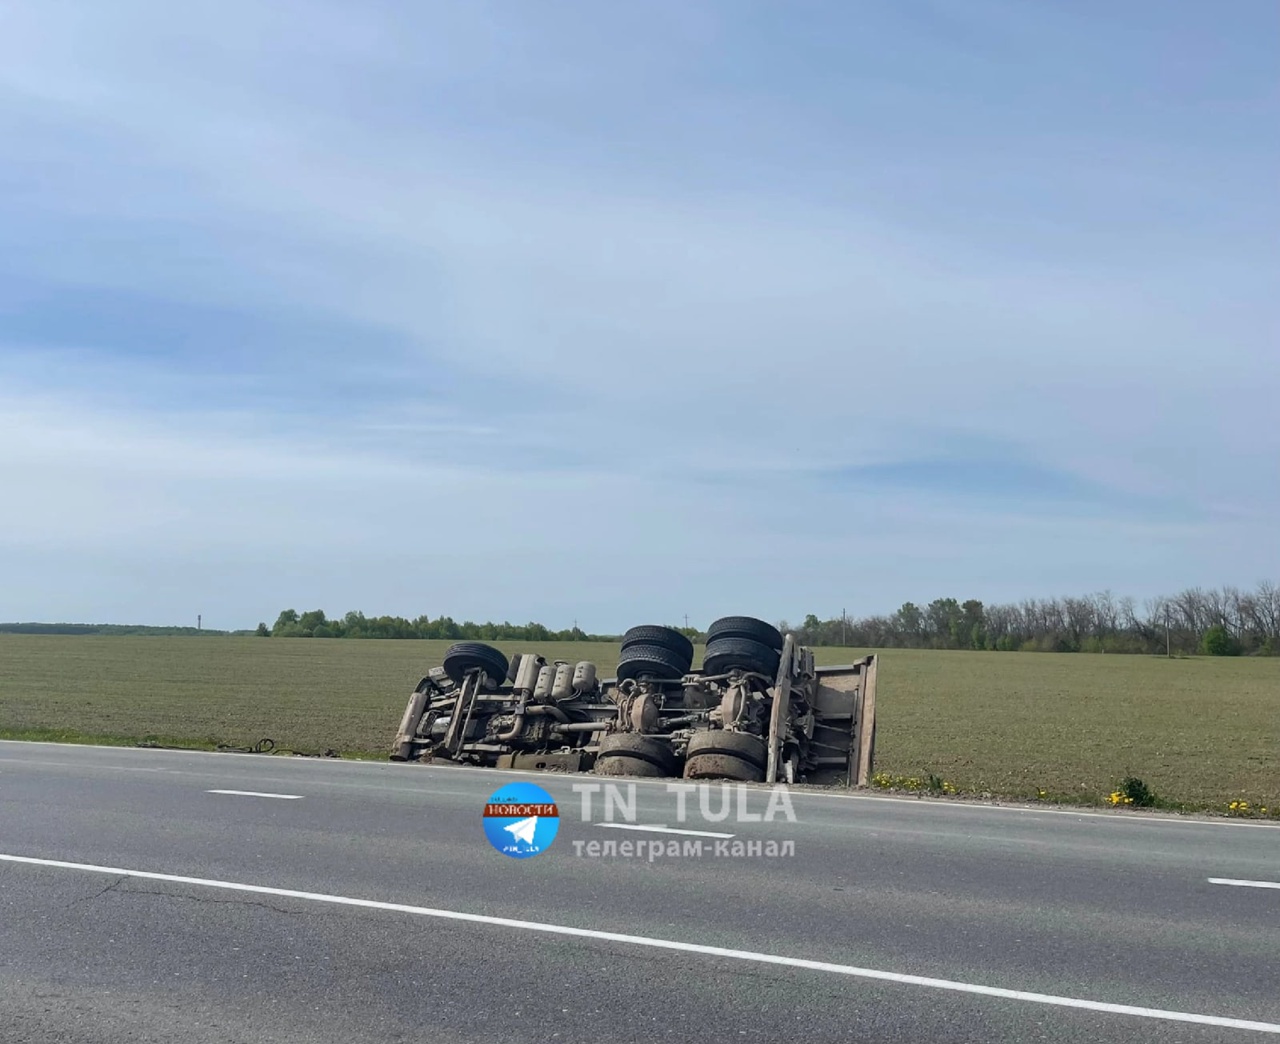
[494, 699, 573, 742]
[495, 695, 529, 742]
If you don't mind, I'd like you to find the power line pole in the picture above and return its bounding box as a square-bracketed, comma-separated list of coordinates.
[1165, 605, 1171, 658]
[684, 613, 689, 629]
[841, 608, 847, 646]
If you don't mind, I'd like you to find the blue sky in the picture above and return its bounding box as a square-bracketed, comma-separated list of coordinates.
[1, 0, 1276, 631]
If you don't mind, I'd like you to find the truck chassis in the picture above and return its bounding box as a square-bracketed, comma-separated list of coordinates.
[391, 617, 878, 787]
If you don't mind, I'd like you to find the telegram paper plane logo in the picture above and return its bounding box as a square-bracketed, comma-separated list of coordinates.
[482, 782, 560, 859]
[504, 815, 539, 846]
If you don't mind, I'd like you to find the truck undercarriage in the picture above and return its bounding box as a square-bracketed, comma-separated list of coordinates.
[391, 616, 878, 787]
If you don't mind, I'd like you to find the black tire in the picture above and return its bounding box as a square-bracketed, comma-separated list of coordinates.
[705, 616, 784, 652]
[702, 637, 780, 678]
[441, 642, 510, 685]
[684, 752, 765, 782]
[616, 643, 691, 682]
[595, 733, 680, 777]
[685, 729, 768, 768]
[621, 625, 695, 665]
[596, 755, 671, 778]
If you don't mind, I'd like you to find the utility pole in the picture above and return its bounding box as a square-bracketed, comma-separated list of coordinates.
[1165, 606, 1171, 658]
[684, 613, 689, 630]
[841, 608, 847, 646]
[197, 614, 201, 632]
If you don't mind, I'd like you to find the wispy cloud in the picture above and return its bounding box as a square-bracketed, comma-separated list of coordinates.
[0, 0, 1276, 628]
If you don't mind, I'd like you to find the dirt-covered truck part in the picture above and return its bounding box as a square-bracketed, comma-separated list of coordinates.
[389, 616, 878, 787]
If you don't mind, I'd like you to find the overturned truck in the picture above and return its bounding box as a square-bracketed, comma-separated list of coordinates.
[391, 616, 878, 787]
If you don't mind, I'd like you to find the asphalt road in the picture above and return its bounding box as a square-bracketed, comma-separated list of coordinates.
[0, 740, 1277, 1043]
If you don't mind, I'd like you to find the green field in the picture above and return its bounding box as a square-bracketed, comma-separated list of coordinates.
[0, 636, 1275, 815]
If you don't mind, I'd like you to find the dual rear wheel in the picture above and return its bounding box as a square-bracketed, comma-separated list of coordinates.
[593, 729, 767, 782]
[617, 625, 693, 680]
[594, 733, 680, 777]
[701, 616, 784, 679]
[683, 729, 767, 783]
[616, 616, 784, 679]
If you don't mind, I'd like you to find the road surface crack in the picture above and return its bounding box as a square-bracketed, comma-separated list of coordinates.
[70, 876, 127, 906]
[119, 885, 304, 917]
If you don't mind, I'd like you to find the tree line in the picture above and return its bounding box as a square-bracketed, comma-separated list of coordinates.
[258, 580, 1278, 655]
[6, 580, 1275, 654]
[777, 581, 1280, 655]
[0, 622, 237, 637]
[260, 609, 614, 643]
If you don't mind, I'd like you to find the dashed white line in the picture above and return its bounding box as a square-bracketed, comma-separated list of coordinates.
[206, 789, 302, 800]
[3, 741, 1277, 832]
[1209, 878, 1280, 890]
[595, 823, 735, 839]
[1, 853, 1277, 1035]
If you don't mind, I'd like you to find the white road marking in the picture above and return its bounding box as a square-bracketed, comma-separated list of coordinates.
[206, 789, 302, 800]
[1209, 878, 1280, 890]
[2, 741, 1277, 832]
[2, 853, 1278, 1035]
[595, 823, 735, 839]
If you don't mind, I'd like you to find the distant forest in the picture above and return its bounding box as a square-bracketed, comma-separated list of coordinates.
[3, 581, 1276, 655]
[775, 581, 1280, 656]
[253, 582, 1277, 655]
[0, 623, 245, 637]
[255, 609, 611, 643]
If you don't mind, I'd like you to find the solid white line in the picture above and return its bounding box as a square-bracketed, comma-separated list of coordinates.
[206, 789, 302, 800]
[595, 823, 735, 839]
[2, 853, 1278, 1034]
[1209, 878, 1280, 890]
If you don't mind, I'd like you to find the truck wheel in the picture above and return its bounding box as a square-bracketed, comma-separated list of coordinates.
[702, 637, 780, 678]
[685, 729, 768, 768]
[684, 752, 765, 782]
[621, 625, 695, 665]
[595, 733, 679, 777]
[441, 642, 510, 685]
[616, 643, 691, 682]
[705, 616, 784, 653]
